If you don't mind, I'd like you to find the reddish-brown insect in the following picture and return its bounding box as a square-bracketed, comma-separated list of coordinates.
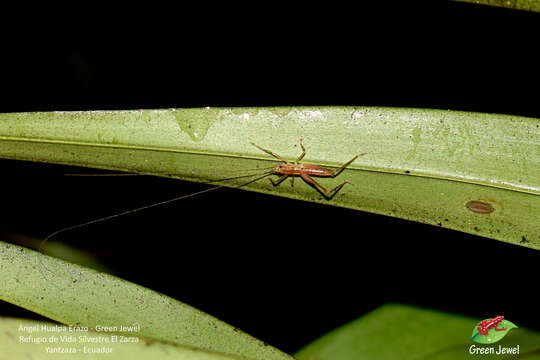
[38, 141, 362, 285]
[250, 140, 364, 198]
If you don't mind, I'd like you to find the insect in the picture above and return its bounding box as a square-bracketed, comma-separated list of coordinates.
[38, 140, 363, 281]
[476, 315, 506, 336]
[250, 139, 363, 199]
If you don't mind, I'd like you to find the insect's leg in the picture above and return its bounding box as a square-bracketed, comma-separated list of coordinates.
[330, 153, 366, 177]
[269, 174, 288, 186]
[290, 176, 295, 187]
[300, 173, 350, 199]
[250, 142, 288, 162]
[325, 181, 351, 197]
[296, 138, 306, 163]
[494, 325, 507, 331]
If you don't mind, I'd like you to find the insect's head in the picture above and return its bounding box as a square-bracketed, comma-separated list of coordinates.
[494, 315, 504, 322]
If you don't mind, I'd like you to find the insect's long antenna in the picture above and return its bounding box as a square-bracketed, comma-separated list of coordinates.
[64, 166, 277, 177]
[208, 170, 273, 183]
[38, 187, 217, 253]
[38, 170, 273, 282]
[40, 171, 273, 252]
[64, 173, 148, 177]
[37, 185, 222, 281]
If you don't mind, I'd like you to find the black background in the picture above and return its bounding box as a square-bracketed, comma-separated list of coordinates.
[1, 1, 539, 355]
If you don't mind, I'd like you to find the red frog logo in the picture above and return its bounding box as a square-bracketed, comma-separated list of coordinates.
[471, 315, 517, 344]
[476, 315, 506, 336]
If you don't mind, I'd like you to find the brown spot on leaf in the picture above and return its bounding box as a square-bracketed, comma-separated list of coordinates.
[466, 200, 494, 214]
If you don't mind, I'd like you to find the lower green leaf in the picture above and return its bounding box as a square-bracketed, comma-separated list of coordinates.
[0, 241, 293, 360]
[295, 304, 540, 359]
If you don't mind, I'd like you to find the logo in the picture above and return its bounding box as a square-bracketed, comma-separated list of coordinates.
[470, 315, 517, 344]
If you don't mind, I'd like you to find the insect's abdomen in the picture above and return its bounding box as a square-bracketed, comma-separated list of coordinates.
[302, 164, 333, 176]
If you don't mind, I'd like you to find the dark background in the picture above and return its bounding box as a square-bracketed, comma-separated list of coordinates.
[1, 1, 539, 354]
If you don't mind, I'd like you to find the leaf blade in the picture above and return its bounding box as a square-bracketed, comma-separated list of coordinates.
[295, 304, 540, 360]
[0, 241, 293, 360]
[0, 107, 538, 248]
[453, 0, 540, 13]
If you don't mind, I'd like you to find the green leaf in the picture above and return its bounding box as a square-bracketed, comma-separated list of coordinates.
[471, 319, 518, 344]
[0, 241, 293, 360]
[295, 304, 540, 360]
[1, 107, 538, 249]
[453, 0, 540, 13]
[0, 316, 251, 360]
